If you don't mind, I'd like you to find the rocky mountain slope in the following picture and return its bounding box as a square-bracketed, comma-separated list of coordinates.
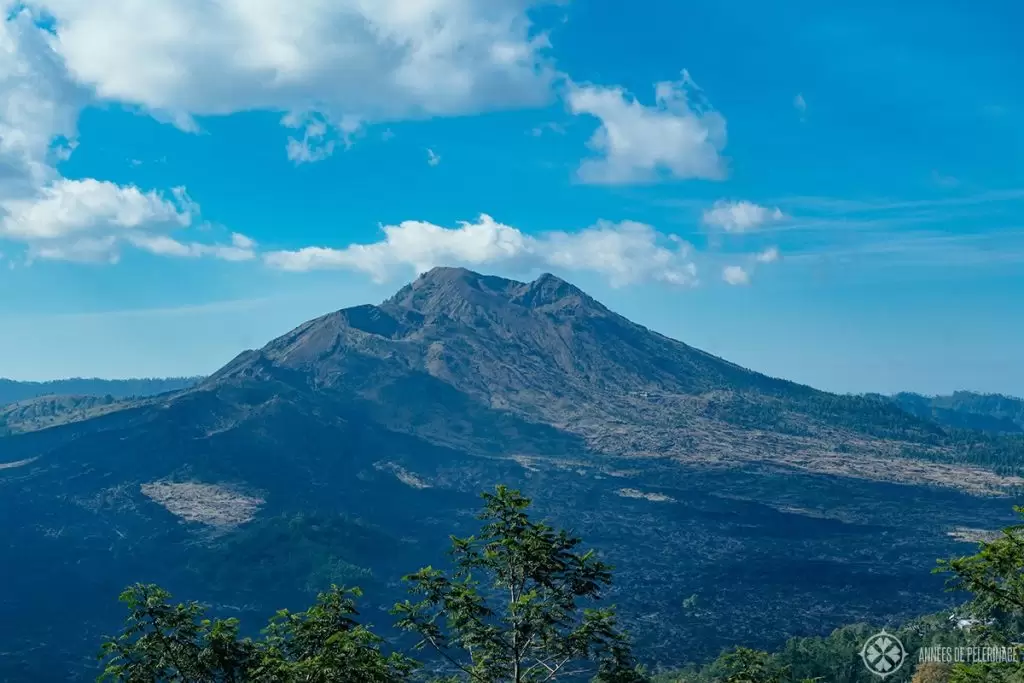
[0, 267, 1020, 680]
[0, 395, 128, 436]
[196, 266, 1023, 494]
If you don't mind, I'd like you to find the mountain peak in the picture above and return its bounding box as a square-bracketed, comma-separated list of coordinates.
[384, 267, 520, 313]
[415, 266, 484, 285]
[513, 272, 591, 310]
[385, 267, 602, 316]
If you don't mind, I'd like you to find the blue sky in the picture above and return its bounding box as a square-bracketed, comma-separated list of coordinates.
[0, 0, 1021, 395]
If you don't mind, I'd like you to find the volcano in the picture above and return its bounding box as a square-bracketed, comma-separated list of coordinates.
[0, 267, 1019, 680]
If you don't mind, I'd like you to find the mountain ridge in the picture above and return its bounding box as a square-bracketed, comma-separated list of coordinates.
[889, 390, 1024, 434]
[184, 267, 1015, 494]
[6, 268, 1022, 492]
[0, 376, 200, 408]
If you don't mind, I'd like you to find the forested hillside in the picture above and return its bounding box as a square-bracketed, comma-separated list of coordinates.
[891, 392, 1024, 435]
[0, 377, 199, 407]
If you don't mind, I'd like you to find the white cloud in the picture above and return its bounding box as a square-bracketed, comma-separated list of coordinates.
[426, 148, 441, 167]
[128, 234, 257, 262]
[0, 10, 86, 201]
[31, 236, 119, 264]
[0, 179, 204, 262]
[722, 265, 750, 286]
[703, 200, 785, 233]
[1, 179, 195, 240]
[0, 10, 256, 265]
[284, 117, 337, 165]
[28, 0, 556, 161]
[264, 214, 698, 287]
[230, 232, 257, 250]
[543, 221, 698, 286]
[283, 112, 363, 164]
[0, 178, 251, 264]
[756, 246, 780, 263]
[567, 70, 727, 185]
[794, 93, 807, 120]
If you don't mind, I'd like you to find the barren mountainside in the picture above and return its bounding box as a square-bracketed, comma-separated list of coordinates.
[196, 267, 1021, 493]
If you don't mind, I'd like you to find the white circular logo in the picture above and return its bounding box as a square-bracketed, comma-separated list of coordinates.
[860, 630, 907, 678]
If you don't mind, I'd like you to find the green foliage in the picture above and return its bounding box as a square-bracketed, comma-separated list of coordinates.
[98, 584, 412, 682]
[934, 506, 1024, 682]
[393, 485, 647, 682]
[98, 584, 256, 682]
[947, 661, 1024, 682]
[705, 389, 1024, 475]
[0, 377, 199, 408]
[197, 513, 383, 596]
[893, 392, 1024, 435]
[712, 647, 788, 682]
[249, 586, 414, 682]
[937, 505, 1024, 637]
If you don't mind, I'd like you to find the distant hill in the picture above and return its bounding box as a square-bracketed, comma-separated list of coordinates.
[0, 395, 137, 436]
[0, 377, 200, 407]
[889, 391, 1024, 434]
[2, 267, 1023, 680]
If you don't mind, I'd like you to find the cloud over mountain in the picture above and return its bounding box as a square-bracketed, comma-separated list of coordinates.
[264, 214, 698, 286]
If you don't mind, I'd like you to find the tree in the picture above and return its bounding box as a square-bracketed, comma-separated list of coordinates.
[250, 586, 415, 682]
[99, 584, 412, 682]
[701, 647, 824, 683]
[715, 648, 786, 683]
[98, 584, 255, 682]
[393, 485, 647, 683]
[911, 662, 951, 683]
[938, 506, 1024, 627]
[936, 506, 1024, 683]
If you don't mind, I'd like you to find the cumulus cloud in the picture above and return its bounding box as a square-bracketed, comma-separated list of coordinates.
[722, 265, 750, 286]
[756, 246, 780, 263]
[702, 200, 785, 233]
[567, 70, 727, 185]
[0, 9, 253, 265]
[0, 10, 86, 201]
[0, 178, 250, 263]
[264, 214, 698, 287]
[27, 0, 556, 160]
[1, 180, 195, 241]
